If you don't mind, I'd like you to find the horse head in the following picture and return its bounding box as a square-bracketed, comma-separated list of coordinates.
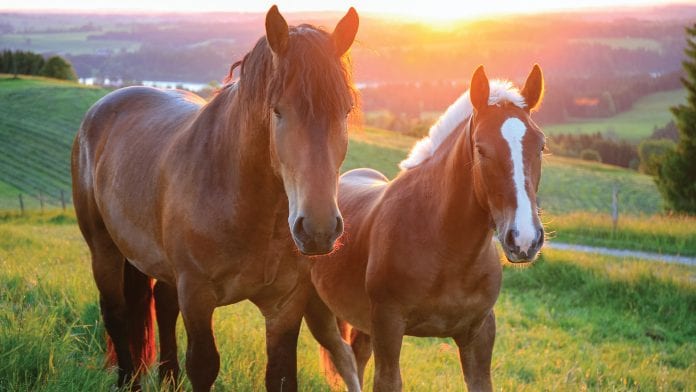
[264, 6, 359, 255]
[469, 65, 546, 263]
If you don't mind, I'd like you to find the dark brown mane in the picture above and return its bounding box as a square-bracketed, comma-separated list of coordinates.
[227, 24, 356, 121]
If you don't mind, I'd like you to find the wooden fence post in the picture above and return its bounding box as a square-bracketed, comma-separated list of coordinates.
[612, 184, 619, 232]
[18, 194, 24, 215]
[38, 190, 44, 214]
[60, 189, 66, 211]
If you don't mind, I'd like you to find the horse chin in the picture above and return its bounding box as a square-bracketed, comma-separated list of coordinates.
[294, 240, 336, 256]
[502, 248, 539, 264]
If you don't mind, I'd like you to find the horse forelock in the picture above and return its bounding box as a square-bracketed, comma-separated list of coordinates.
[399, 80, 526, 171]
[235, 24, 356, 121]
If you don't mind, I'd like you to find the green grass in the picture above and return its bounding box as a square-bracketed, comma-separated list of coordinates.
[0, 75, 109, 208]
[544, 89, 687, 141]
[0, 218, 693, 391]
[546, 212, 696, 257]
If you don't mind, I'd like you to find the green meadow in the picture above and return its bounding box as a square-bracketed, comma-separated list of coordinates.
[0, 75, 694, 391]
[0, 213, 693, 391]
[544, 89, 687, 141]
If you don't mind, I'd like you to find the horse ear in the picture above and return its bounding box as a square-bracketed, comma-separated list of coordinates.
[521, 64, 544, 112]
[332, 7, 359, 57]
[470, 65, 490, 112]
[265, 5, 289, 56]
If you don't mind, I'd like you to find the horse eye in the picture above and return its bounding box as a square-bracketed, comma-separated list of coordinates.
[273, 107, 282, 119]
[476, 145, 485, 157]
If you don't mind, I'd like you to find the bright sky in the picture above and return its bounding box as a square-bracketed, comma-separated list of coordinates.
[3, 0, 683, 20]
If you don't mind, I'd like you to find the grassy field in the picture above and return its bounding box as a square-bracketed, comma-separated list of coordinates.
[546, 212, 696, 257]
[544, 89, 686, 141]
[0, 75, 108, 209]
[0, 214, 693, 391]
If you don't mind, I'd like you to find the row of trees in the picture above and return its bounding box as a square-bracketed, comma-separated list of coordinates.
[0, 50, 77, 81]
[548, 133, 639, 169]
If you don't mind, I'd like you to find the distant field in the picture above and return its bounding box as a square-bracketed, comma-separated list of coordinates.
[0, 215, 693, 391]
[569, 37, 663, 52]
[544, 89, 686, 141]
[0, 32, 140, 55]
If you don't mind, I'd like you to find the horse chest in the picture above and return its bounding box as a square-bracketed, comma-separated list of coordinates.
[399, 254, 501, 337]
[405, 282, 496, 337]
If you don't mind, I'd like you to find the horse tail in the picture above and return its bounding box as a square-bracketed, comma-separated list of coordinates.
[319, 318, 352, 388]
[105, 261, 157, 371]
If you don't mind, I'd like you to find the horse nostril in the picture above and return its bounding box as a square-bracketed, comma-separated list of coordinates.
[292, 216, 306, 238]
[536, 228, 544, 248]
[335, 216, 344, 237]
[504, 229, 518, 249]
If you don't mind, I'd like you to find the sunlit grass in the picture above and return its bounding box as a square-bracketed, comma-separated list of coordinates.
[1, 221, 694, 391]
[545, 211, 696, 256]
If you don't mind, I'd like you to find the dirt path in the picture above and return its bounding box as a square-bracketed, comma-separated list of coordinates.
[546, 242, 696, 266]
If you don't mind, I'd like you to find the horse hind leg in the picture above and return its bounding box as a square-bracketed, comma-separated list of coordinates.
[79, 216, 155, 389]
[347, 326, 372, 387]
[88, 233, 145, 389]
[154, 280, 181, 388]
[305, 290, 361, 392]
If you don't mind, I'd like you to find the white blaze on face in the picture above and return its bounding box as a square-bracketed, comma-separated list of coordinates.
[501, 117, 536, 253]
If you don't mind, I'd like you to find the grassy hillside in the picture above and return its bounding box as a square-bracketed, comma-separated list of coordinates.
[0, 215, 693, 391]
[0, 75, 108, 209]
[0, 77, 663, 216]
[345, 127, 663, 215]
[544, 89, 686, 141]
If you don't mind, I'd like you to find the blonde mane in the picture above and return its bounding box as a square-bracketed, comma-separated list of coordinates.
[399, 80, 526, 170]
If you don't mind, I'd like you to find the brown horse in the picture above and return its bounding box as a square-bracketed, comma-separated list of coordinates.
[71, 6, 360, 391]
[308, 65, 546, 391]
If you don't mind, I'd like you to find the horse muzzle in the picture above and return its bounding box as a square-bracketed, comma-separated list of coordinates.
[500, 227, 544, 263]
[291, 215, 344, 255]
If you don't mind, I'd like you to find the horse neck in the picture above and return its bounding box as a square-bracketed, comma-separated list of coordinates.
[419, 119, 493, 250]
[191, 85, 284, 213]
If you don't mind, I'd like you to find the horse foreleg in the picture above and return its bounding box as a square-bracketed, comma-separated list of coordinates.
[178, 277, 219, 392]
[304, 288, 361, 392]
[154, 280, 180, 388]
[262, 297, 306, 392]
[454, 311, 496, 392]
[370, 303, 405, 392]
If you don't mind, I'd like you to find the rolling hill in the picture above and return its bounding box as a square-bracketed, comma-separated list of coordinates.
[0, 75, 108, 209]
[0, 76, 664, 215]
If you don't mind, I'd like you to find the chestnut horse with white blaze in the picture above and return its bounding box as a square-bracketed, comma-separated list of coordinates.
[71, 6, 360, 391]
[308, 65, 546, 391]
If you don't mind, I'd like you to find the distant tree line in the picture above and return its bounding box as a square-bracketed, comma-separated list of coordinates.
[0, 50, 77, 81]
[548, 132, 639, 169]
